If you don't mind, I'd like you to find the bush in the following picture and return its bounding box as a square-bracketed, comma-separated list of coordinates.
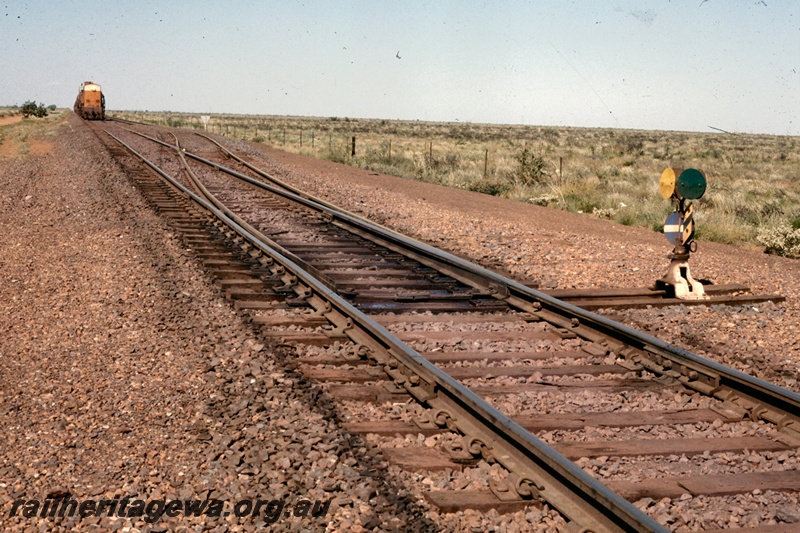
[510, 147, 547, 186]
[20, 101, 36, 117]
[527, 194, 559, 207]
[757, 224, 800, 258]
[20, 100, 48, 118]
[592, 207, 617, 219]
[165, 116, 185, 127]
[466, 179, 510, 196]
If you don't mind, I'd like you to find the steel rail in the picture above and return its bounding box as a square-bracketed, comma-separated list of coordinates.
[185, 132, 800, 438]
[166, 134, 339, 292]
[106, 129, 669, 532]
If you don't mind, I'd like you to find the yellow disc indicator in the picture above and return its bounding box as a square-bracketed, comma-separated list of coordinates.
[659, 167, 680, 199]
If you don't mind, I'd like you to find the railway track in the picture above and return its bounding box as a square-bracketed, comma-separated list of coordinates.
[86, 119, 800, 532]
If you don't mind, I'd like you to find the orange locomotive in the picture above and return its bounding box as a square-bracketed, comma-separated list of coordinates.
[73, 81, 105, 120]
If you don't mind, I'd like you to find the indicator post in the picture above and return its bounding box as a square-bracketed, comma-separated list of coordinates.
[656, 168, 708, 300]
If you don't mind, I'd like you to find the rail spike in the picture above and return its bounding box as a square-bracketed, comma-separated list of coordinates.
[285, 286, 311, 306]
[444, 435, 486, 463]
[355, 344, 373, 360]
[433, 409, 456, 429]
[412, 408, 456, 431]
[489, 472, 545, 502]
[332, 317, 353, 336]
[511, 471, 545, 498]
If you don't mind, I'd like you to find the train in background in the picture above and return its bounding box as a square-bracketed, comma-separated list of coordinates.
[73, 81, 105, 120]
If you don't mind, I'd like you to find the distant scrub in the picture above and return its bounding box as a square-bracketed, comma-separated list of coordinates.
[21, 100, 48, 118]
[112, 110, 800, 258]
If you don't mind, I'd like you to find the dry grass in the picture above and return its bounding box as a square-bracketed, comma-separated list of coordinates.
[111, 110, 800, 255]
[0, 106, 20, 118]
[0, 109, 67, 158]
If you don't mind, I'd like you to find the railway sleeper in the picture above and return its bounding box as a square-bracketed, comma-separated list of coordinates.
[606, 470, 800, 500]
[423, 490, 534, 515]
[343, 407, 742, 437]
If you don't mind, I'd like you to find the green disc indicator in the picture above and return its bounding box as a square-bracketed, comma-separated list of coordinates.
[676, 168, 707, 200]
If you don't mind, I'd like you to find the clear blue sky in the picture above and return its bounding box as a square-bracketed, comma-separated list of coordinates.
[2, 1, 798, 135]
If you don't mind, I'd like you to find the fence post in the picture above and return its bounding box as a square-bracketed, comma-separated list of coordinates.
[312, 131, 315, 150]
[300, 131, 303, 148]
[484, 148, 488, 178]
[351, 136, 356, 157]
